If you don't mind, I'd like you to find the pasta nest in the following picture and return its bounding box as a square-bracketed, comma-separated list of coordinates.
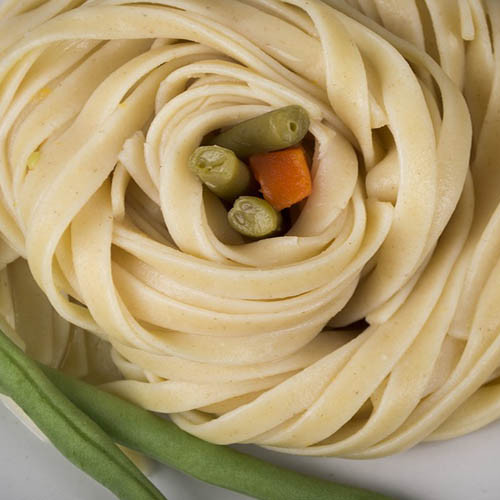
[0, 0, 499, 458]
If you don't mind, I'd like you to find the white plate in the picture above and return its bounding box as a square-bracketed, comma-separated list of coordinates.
[1, 402, 498, 500]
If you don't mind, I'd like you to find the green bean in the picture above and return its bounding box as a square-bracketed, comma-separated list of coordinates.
[212, 105, 310, 157]
[0, 328, 166, 500]
[189, 145, 252, 200]
[228, 196, 282, 238]
[40, 364, 395, 500]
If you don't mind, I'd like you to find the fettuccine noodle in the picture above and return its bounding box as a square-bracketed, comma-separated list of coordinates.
[0, 0, 499, 458]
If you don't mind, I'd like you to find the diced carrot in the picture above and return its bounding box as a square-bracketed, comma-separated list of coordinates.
[249, 145, 312, 211]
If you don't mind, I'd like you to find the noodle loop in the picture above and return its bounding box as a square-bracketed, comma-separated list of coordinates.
[0, 0, 499, 458]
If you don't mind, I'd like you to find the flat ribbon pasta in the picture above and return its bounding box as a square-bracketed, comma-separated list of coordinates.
[0, 0, 499, 459]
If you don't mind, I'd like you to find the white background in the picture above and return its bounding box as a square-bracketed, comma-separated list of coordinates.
[1, 402, 499, 500]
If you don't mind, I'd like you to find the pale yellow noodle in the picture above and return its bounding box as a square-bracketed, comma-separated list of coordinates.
[0, 0, 499, 459]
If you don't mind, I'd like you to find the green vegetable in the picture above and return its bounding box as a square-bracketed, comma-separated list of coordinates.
[40, 364, 394, 500]
[189, 145, 252, 200]
[228, 196, 282, 238]
[212, 105, 310, 158]
[0, 328, 166, 500]
[0, 325, 395, 500]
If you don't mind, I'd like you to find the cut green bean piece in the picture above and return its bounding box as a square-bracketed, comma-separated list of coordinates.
[0, 328, 166, 500]
[228, 196, 282, 239]
[212, 105, 310, 157]
[189, 145, 252, 200]
[40, 365, 395, 500]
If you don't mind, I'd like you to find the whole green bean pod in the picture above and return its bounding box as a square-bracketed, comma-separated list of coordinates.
[212, 105, 310, 158]
[41, 364, 395, 500]
[189, 145, 252, 200]
[0, 328, 166, 500]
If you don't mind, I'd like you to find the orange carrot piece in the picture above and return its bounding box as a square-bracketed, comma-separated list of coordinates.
[249, 146, 312, 211]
